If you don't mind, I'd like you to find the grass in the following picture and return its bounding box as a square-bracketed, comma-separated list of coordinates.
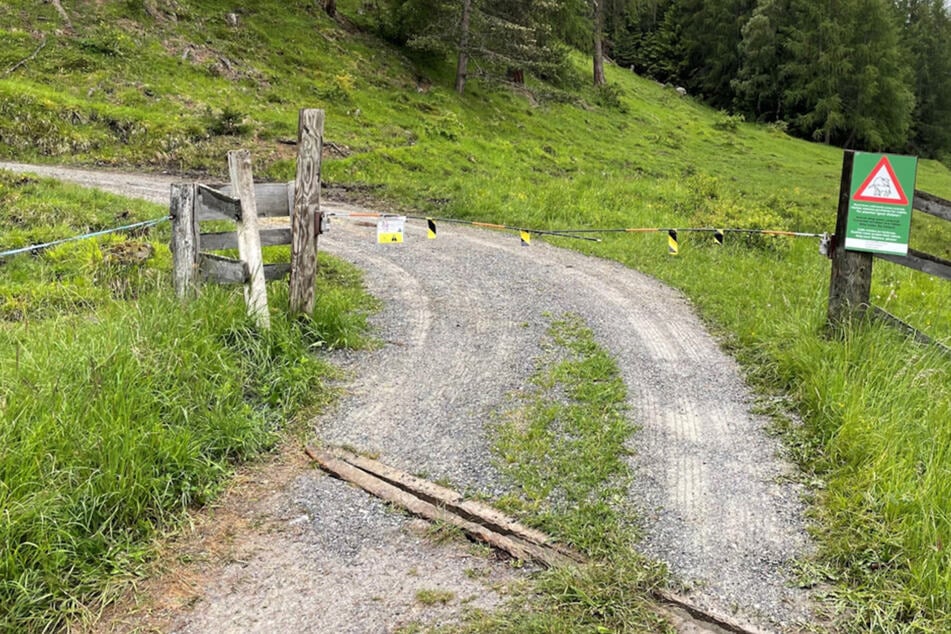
[0, 176, 376, 630]
[459, 314, 669, 633]
[0, 169, 171, 320]
[2, 0, 951, 629]
[415, 589, 456, 607]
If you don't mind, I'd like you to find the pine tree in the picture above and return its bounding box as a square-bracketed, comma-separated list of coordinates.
[782, 0, 912, 149]
[897, 0, 951, 158]
[664, 0, 755, 108]
[733, 0, 790, 121]
[379, 0, 566, 94]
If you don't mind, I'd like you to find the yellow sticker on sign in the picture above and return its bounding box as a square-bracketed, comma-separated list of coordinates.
[377, 216, 406, 244]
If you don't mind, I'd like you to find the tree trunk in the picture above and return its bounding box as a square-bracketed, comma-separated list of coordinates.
[592, 0, 606, 86]
[455, 0, 472, 95]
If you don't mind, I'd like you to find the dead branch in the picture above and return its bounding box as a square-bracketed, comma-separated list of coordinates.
[49, 0, 72, 29]
[4, 38, 48, 77]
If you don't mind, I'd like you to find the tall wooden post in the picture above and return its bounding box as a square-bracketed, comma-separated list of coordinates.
[828, 150, 873, 328]
[290, 108, 324, 317]
[170, 183, 198, 299]
[228, 150, 271, 330]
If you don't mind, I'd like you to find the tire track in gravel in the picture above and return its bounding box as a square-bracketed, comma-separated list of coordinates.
[319, 220, 815, 631]
[1, 162, 816, 632]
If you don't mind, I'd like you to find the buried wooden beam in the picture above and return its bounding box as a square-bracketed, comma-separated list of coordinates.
[308, 445, 773, 634]
[327, 446, 584, 563]
[305, 445, 577, 569]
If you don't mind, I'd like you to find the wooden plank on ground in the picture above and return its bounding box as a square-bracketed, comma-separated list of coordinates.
[305, 446, 575, 569]
[200, 227, 292, 251]
[330, 447, 584, 562]
[654, 589, 772, 634]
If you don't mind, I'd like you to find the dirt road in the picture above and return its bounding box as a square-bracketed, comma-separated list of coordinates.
[2, 162, 815, 632]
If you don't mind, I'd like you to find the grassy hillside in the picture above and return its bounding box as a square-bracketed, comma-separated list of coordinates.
[2, 0, 951, 631]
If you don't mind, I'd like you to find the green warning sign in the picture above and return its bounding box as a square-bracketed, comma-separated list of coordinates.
[845, 152, 918, 255]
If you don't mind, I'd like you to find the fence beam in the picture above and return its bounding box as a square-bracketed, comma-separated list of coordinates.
[913, 190, 951, 222]
[228, 150, 271, 330]
[828, 150, 873, 328]
[170, 183, 199, 299]
[290, 108, 324, 317]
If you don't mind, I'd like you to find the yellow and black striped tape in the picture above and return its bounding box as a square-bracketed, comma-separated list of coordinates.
[714, 229, 724, 245]
[667, 229, 679, 255]
[427, 218, 437, 239]
[520, 230, 531, 246]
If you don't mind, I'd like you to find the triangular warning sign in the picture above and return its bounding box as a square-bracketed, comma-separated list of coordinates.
[853, 156, 909, 205]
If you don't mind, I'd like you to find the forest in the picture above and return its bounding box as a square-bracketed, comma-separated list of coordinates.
[375, 0, 951, 161]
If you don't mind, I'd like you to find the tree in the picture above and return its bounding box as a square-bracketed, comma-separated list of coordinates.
[456, 0, 473, 93]
[733, 0, 790, 121]
[592, 0, 606, 85]
[380, 0, 567, 94]
[896, 0, 951, 158]
[782, 0, 913, 149]
[663, 0, 755, 108]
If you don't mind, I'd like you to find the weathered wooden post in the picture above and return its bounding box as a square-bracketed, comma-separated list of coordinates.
[827, 150, 873, 328]
[228, 150, 271, 330]
[290, 108, 324, 316]
[170, 183, 198, 298]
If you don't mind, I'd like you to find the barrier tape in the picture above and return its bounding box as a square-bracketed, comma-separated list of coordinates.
[0, 217, 169, 260]
[324, 211, 830, 254]
[325, 212, 603, 243]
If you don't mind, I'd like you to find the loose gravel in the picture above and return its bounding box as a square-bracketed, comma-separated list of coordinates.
[2, 162, 816, 632]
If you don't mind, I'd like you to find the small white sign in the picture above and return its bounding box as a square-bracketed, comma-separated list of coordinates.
[377, 216, 406, 244]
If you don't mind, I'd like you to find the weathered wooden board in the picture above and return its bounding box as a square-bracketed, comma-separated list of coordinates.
[330, 447, 583, 561]
[200, 227, 293, 251]
[198, 254, 290, 284]
[205, 182, 295, 218]
[305, 446, 575, 569]
[196, 184, 242, 221]
[875, 248, 951, 281]
[914, 190, 951, 223]
[198, 253, 247, 284]
[290, 108, 324, 316]
[170, 183, 198, 298]
[229, 150, 271, 329]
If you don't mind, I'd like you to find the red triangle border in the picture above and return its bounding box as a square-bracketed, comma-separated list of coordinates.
[853, 156, 909, 205]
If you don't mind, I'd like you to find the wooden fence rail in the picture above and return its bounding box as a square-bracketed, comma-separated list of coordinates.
[169, 108, 324, 325]
[828, 150, 951, 345]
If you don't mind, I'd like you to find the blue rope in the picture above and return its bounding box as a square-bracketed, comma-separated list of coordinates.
[0, 217, 169, 259]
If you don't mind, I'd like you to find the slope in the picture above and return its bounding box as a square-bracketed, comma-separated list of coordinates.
[2, 0, 951, 629]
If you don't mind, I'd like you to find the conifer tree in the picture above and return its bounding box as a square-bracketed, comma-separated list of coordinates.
[897, 0, 951, 157]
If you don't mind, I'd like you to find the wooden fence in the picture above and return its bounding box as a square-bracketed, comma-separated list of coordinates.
[170, 109, 324, 327]
[828, 150, 951, 344]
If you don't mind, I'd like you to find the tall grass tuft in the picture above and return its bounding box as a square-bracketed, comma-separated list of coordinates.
[0, 282, 367, 631]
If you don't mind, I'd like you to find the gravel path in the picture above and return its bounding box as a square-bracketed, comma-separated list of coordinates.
[2, 162, 815, 632]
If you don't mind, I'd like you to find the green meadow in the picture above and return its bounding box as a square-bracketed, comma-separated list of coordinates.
[2, 0, 951, 630]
